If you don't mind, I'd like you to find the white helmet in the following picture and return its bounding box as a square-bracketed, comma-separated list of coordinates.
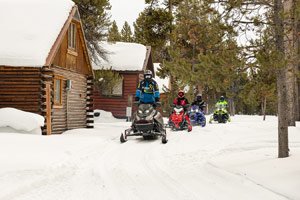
[144, 70, 152, 80]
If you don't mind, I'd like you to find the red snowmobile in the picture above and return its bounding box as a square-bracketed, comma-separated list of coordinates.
[167, 104, 192, 132]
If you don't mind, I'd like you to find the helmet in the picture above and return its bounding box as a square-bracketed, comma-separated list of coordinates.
[196, 94, 202, 101]
[178, 90, 184, 98]
[220, 96, 225, 101]
[144, 70, 152, 80]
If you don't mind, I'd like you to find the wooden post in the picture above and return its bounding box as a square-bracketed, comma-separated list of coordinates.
[46, 83, 52, 135]
[126, 95, 133, 122]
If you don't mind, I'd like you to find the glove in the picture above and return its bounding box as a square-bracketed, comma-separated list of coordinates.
[135, 97, 140, 101]
[155, 97, 160, 102]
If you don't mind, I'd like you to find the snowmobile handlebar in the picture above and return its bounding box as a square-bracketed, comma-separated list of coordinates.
[134, 101, 161, 107]
[170, 104, 190, 108]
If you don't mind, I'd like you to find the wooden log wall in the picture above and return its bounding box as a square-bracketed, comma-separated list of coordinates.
[0, 66, 54, 135]
[86, 76, 94, 128]
[93, 73, 140, 118]
[41, 67, 54, 135]
[0, 67, 43, 113]
[51, 66, 88, 134]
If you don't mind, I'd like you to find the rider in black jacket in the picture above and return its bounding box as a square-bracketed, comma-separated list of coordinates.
[191, 94, 206, 113]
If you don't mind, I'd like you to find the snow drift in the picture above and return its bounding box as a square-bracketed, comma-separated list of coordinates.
[0, 108, 44, 134]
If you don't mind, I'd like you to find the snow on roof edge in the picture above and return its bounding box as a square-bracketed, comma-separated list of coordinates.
[0, 0, 75, 67]
[92, 42, 147, 71]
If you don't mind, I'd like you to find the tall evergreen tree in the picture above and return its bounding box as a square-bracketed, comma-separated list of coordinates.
[107, 20, 121, 42]
[160, 0, 243, 112]
[120, 21, 133, 42]
[73, 0, 111, 62]
[133, 6, 173, 61]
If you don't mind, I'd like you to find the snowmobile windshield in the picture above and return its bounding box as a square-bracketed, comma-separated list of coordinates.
[216, 104, 226, 109]
[137, 104, 154, 116]
[174, 107, 183, 114]
[191, 106, 198, 111]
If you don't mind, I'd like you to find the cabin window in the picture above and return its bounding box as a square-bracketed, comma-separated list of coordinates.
[101, 80, 123, 97]
[68, 22, 76, 50]
[54, 77, 63, 105]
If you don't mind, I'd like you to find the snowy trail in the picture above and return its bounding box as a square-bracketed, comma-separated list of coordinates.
[0, 116, 299, 200]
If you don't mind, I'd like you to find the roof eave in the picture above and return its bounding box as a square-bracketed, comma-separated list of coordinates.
[44, 5, 94, 78]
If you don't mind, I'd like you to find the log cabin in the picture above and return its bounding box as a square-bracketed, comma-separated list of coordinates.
[0, 0, 93, 134]
[92, 42, 154, 118]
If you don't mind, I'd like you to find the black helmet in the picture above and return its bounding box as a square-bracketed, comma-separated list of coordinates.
[196, 94, 202, 101]
[144, 70, 152, 80]
[220, 96, 225, 101]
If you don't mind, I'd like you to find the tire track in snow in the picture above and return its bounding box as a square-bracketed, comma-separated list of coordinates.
[207, 162, 292, 200]
[3, 138, 114, 200]
[93, 137, 198, 200]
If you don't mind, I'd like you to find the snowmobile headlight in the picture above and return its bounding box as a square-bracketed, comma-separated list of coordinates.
[195, 109, 199, 112]
[138, 109, 143, 114]
[145, 110, 150, 114]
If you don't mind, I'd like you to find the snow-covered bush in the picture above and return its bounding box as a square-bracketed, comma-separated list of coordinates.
[94, 109, 123, 123]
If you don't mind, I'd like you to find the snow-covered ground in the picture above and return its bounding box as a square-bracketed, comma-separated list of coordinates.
[0, 114, 299, 200]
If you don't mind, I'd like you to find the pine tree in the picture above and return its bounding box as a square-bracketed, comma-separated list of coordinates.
[94, 67, 123, 96]
[133, 7, 173, 61]
[73, 0, 111, 62]
[160, 0, 242, 111]
[107, 20, 121, 42]
[120, 21, 133, 42]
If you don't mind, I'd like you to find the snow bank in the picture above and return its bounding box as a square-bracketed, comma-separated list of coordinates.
[94, 109, 125, 123]
[0, 108, 44, 134]
[92, 42, 147, 71]
[0, 0, 74, 67]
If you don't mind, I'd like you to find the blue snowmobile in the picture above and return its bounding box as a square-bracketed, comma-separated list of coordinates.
[188, 105, 206, 127]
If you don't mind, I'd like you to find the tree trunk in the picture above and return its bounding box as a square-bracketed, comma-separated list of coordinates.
[263, 97, 267, 121]
[231, 98, 235, 116]
[298, 72, 300, 121]
[284, 0, 297, 126]
[296, 21, 300, 121]
[169, 0, 173, 47]
[261, 98, 264, 116]
[295, 75, 299, 121]
[275, 0, 289, 158]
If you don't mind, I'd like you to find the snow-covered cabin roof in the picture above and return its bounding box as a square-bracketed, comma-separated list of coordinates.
[154, 63, 170, 92]
[0, 0, 75, 67]
[93, 42, 149, 71]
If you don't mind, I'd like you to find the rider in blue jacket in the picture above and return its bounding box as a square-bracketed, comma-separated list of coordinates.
[135, 70, 160, 103]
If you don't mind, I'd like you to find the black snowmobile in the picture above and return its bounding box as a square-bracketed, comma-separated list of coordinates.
[120, 102, 168, 144]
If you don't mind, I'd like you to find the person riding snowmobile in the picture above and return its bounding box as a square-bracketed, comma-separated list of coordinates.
[174, 90, 189, 110]
[209, 96, 231, 123]
[216, 96, 227, 107]
[121, 70, 167, 143]
[135, 70, 160, 103]
[169, 90, 191, 125]
[192, 94, 206, 112]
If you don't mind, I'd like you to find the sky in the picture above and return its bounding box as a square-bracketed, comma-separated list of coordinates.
[109, 0, 146, 30]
